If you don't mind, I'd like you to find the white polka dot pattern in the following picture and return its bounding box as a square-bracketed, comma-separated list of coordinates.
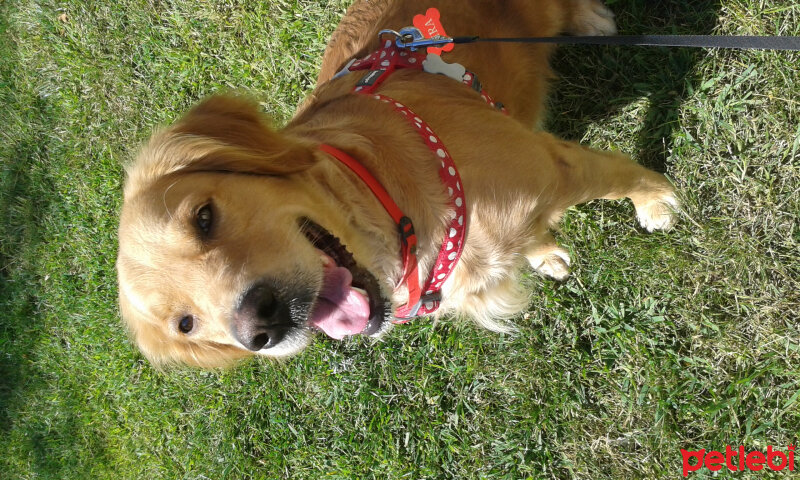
[344, 41, 499, 319]
[362, 91, 467, 318]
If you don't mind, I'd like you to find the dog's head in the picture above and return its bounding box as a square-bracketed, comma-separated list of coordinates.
[117, 96, 394, 368]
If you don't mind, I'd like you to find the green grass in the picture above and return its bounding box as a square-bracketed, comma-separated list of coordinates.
[1, 0, 798, 478]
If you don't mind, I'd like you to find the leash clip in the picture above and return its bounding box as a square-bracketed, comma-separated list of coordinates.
[378, 27, 453, 51]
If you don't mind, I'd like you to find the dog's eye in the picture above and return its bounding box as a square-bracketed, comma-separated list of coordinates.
[196, 204, 213, 235]
[178, 315, 195, 334]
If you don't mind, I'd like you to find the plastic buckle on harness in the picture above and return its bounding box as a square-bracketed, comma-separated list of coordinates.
[398, 216, 417, 255]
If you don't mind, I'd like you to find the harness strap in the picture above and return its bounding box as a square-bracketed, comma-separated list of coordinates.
[365, 93, 466, 320]
[318, 143, 421, 311]
[320, 39, 487, 320]
[341, 40, 507, 114]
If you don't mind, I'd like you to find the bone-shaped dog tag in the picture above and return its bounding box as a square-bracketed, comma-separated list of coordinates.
[423, 54, 466, 82]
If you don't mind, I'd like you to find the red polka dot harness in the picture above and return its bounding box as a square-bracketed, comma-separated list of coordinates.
[319, 39, 505, 320]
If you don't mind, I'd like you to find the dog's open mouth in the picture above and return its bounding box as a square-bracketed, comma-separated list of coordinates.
[300, 219, 388, 339]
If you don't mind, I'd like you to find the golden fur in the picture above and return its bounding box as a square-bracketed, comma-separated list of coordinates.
[117, 0, 678, 368]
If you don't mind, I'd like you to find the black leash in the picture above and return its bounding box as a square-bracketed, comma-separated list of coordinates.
[452, 35, 800, 51]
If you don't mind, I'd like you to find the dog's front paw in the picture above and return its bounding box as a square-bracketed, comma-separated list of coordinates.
[635, 192, 680, 232]
[530, 248, 571, 281]
[569, 0, 617, 36]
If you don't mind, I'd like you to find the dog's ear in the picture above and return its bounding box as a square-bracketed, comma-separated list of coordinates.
[125, 95, 317, 199]
[173, 95, 318, 173]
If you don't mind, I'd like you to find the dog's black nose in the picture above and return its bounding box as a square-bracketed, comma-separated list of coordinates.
[232, 283, 292, 351]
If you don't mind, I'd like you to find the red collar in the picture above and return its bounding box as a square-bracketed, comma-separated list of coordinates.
[318, 143, 425, 319]
[319, 40, 495, 319]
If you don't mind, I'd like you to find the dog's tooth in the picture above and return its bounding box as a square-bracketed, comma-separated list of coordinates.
[351, 286, 368, 297]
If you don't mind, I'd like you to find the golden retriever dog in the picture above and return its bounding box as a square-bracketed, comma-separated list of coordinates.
[117, 0, 678, 368]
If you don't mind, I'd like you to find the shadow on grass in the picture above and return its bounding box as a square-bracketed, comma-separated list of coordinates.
[547, 0, 722, 172]
[0, 93, 55, 433]
[0, 96, 46, 421]
[0, 46, 110, 474]
[0, 144, 57, 476]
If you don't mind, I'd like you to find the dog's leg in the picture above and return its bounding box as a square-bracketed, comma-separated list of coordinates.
[526, 235, 571, 281]
[566, 0, 617, 36]
[546, 137, 679, 232]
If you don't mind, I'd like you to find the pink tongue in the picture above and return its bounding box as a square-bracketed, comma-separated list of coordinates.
[310, 264, 370, 339]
